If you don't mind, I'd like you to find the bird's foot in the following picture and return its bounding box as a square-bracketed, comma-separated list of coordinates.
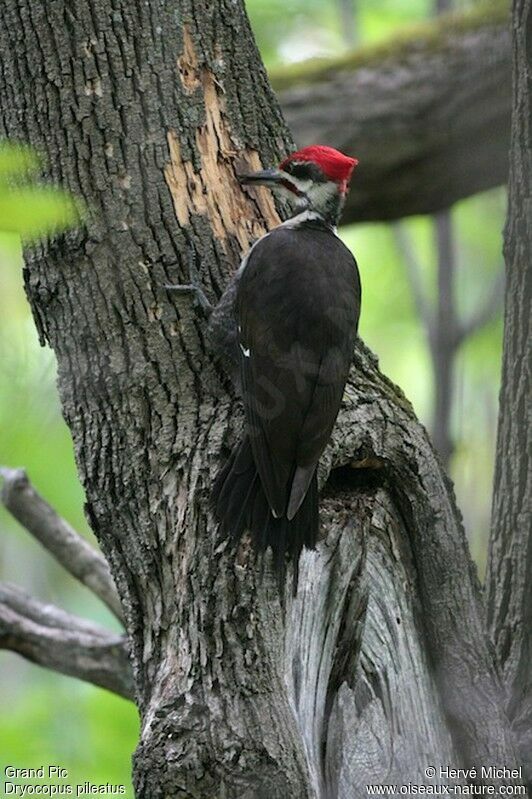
[165, 283, 212, 318]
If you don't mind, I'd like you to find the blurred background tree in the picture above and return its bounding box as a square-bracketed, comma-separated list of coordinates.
[0, 0, 508, 791]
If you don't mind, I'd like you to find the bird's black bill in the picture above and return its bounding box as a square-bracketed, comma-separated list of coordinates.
[238, 168, 283, 186]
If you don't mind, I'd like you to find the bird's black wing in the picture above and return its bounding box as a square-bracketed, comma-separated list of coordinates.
[236, 225, 361, 518]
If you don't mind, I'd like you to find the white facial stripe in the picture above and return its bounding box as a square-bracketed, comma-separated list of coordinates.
[283, 175, 313, 195]
[279, 170, 338, 205]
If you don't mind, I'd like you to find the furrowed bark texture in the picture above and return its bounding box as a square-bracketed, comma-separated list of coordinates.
[0, 1, 523, 796]
[276, 4, 511, 223]
[486, 0, 532, 782]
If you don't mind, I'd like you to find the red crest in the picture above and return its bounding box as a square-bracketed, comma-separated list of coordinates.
[280, 145, 358, 186]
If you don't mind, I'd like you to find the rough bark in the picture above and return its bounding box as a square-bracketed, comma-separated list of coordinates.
[0, 1, 524, 797]
[486, 0, 532, 783]
[276, 3, 511, 222]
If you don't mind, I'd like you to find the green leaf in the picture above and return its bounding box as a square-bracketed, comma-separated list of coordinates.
[0, 187, 82, 238]
[0, 142, 83, 239]
[0, 143, 41, 183]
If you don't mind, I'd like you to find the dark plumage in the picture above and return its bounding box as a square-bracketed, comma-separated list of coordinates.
[212, 220, 361, 568]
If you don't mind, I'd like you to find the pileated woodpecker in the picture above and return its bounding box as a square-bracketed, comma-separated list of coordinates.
[211, 145, 361, 570]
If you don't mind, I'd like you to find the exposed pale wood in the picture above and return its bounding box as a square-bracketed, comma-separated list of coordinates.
[287, 489, 457, 797]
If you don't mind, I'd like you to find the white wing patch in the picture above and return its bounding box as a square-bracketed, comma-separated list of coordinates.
[240, 343, 251, 358]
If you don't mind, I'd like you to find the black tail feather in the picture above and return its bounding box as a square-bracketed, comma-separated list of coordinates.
[211, 437, 319, 576]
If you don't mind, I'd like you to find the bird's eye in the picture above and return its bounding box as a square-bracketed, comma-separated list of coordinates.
[284, 161, 326, 183]
[292, 164, 312, 179]
[287, 162, 314, 181]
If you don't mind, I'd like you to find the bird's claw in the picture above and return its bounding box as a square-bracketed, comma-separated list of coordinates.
[165, 283, 212, 317]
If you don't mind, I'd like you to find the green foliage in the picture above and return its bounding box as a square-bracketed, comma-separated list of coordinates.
[247, 0, 436, 66]
[0, 142, 82, 238]
[341, 222, 433, 420]
[0, 671, 138, 792]
[0, 144, 41, 179]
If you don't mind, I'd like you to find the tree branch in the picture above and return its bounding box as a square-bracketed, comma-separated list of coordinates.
[276, 3, 511, 222]
[0, 582, 134, 700]
[336, 0, 357, 47]
[456, 270, 504, 344]
[0, 467, 123, 623]
[392, 222, 434, 339]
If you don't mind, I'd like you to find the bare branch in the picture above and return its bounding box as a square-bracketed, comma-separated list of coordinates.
[0, 468, 123, 623]
[392, 222, 435, 339]
[0, 582, 134, 700]
[336, 0, 357, 47]
[456, 270, 504, 344]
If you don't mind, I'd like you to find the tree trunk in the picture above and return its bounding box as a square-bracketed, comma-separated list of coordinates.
[486, 0, 532, 784]
[0, 1, 524, 796]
